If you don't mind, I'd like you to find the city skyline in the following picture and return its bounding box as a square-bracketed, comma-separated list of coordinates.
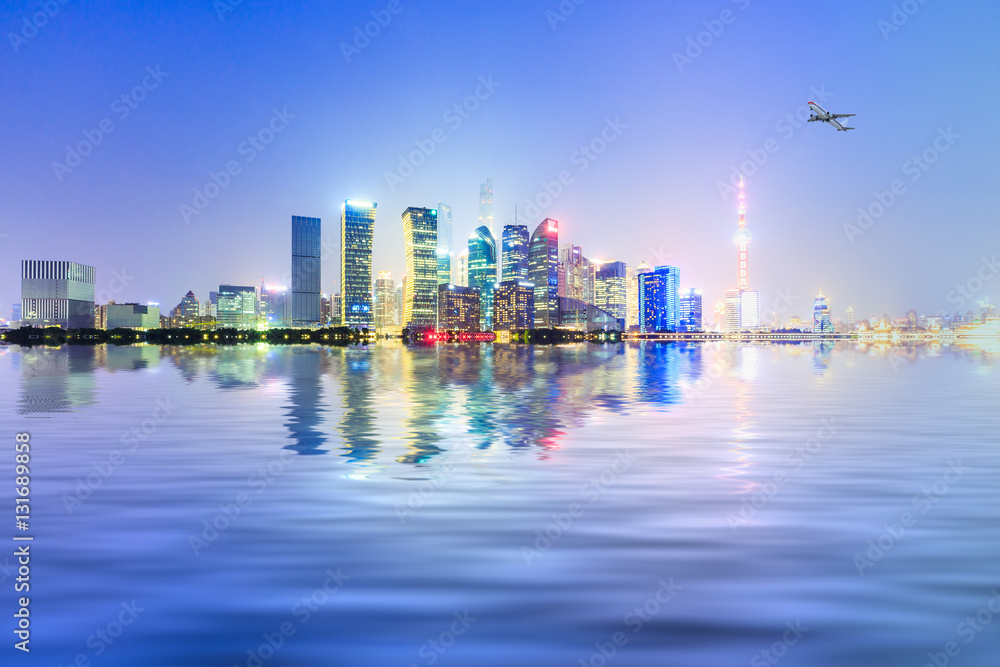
[3, 2, 997, 321]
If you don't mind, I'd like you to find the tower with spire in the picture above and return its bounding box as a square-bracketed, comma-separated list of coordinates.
[725, 174, 760, 333]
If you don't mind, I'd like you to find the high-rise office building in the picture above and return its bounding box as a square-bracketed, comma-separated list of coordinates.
[724, 289, 743, 333]
[20, 260, 96, 329]
[437, 202, 453, 285]
[291, 215, 321, 328]
[468, 226, 498, 330]
[259, 286, 290, 328]
[340, 201, 376, 329]
[493, 280, 535, 331]
[455, 250, 469, 288]
[627, 262, 651, 330]
[479, 179, 495, 237]
[107, 303, 160, 330]
[594, 260, 627, 329]
[638, 266, 680, 333]
[374, 271, 396, 331]
[395, 281, 405, 326]
[217, 285, 259, 329]
[740, 290, 760, 330]
[501, 224, 530, 282]
[846, 306, 855, 330]
[437, 284, 481, 332]
[813, 293, 833, 333]
[402, 207, 438, 328]
[529, 218, 559, 327]
[733, 175, 752, 292]
[320, 295, 332, 325]
[678, 289, 703, 332]
[558, 244, 584, 301]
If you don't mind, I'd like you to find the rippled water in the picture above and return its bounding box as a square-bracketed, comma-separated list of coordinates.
[2, 341, 999, 666]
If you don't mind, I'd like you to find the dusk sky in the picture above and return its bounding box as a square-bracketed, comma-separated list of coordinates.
[3, 0, 998, 320]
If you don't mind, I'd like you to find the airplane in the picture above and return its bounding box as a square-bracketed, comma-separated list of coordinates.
[807, 102, 855, 131]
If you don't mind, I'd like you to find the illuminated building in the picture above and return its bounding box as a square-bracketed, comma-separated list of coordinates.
[529, 218, 559, 327]
[479, 178, 495, 236]
[320, 294, 332, 325]
[437, 202, 453, 284]
[217, 285, 258, 329]
[402, 207, 438, 328]
[594, 260, 627, 329]
[438, 284, 481, 332]
[456, 249, 469, 287]
[627, 262, 650, 330]
[259, 286, 289, 328]
[394, 282, 404, 326]
[468, 225, 498, 330]
[740, 290, 760, 330]
[374, 271, 396, 330]
[493, 280, 534, 331]
[846, 306, 855, 330]
[734, 175, 752, 291]
[558, 297, 621, 331]
[724, 176, 760, 332]
[107, 303, 160, 330]
[724, 289, 742, 332]
[813, 293, 833, 333]
[291, 215, 321, 328]
[20, 260, 95, 329]
[340, 201, 376, 329]
[678, 288, 703, 332]
[638, 266, 680, 333]
[501, 224, 529, 282]
[559, 244, 584, 300]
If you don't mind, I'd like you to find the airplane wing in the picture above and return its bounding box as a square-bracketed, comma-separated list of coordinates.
[830, 114, 855, 119]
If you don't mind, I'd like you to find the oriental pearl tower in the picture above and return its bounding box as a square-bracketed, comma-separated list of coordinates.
[724, 174, 759, 332]
[733, 175, 752, 290]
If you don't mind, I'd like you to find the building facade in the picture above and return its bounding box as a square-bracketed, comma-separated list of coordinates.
[594, 260, 627, 329]
[638, 265, 680, 333]
[436, 202, 453, 285]
[678, 288, 703, 332]
[374, 271, 396, 331]
[493, 280, 534, 331]
[813, 293, 833, 333]
[501, 224, 530, 282]
[468, 225, 497, 330]
[402, 207, 438, 328]
[529, 218, 559, 327]
[437, 284, 481, 332]
[217, 285, 259, 329]
[291, 215, 322, 328]
[479, 178, 495, 236]
[340, 201, 376, 329]
[107, 303, 160, 330]
[20, 260, 96, 329]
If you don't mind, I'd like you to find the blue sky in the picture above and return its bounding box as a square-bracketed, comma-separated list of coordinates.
[2, 0, 998, 320]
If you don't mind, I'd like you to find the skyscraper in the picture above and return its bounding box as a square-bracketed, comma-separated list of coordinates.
[437, 202, 454, 285]
[456, 249, 469, 288]
[638, 266, 680, 333]
[468, 226, 498, 330]
[340, 201, 376, 329]
[724, 289, 743, 333]
[494, 280, 535, 331]
[740, 290, 761, 330]
[594, 260, 627, 329]
[479, 179, 495, 237]
[529, 218, 559, 327]
[734, 175, 752, 292]
[813, 293, 833, 333]
[259, 286, 290, 328]
[678, 289, 703, 332]
[402, 207, 438, 328]
[217, 284, 259, 329]
[627, 262, 651, 331]
[437, 284, 481, 332]
[726, 176, 760, 332]
[291, 215, 321, 328]
[501, 224, 530, 282]
[20, 260, 96, 329]
[559, 244, 586, 301]
[374, 271, 396, 331]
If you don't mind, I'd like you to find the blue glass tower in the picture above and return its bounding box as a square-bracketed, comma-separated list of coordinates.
[678, 289, 703, 332]
[468, 225, 497, 330]
[291, 215, 321, 328]
[639, 266, 680, 333]
[340, 201, 376, 329]
[528, 218, 559, 327]
[501, 224, 529, 282]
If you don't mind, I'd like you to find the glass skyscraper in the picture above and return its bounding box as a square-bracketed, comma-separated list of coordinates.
[529, 218, 559, 327]
[813, 292, 833, 333]
[340, 201, 376, 329]
[479, 179, 495, 237]
[217, 284, 259, 329]
[594, 260, 627, 329]
[374, 271, 395, 331]
[501, 224, 529, 282]
[678, 288, 703, 332]
[291, 215, 321, 328]
[638, 266, 680, 333]
[436, 202, 454, 286]
[402, 207, 438, 329]
[468, 225, 497, 330]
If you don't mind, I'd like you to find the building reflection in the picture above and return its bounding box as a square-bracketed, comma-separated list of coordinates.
[16, 346, 97, 414]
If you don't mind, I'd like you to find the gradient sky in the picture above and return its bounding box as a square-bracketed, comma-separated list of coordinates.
[2, 0, 998, 321]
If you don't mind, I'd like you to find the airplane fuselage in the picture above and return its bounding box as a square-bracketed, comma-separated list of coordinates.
[807, 101, 854, 132]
